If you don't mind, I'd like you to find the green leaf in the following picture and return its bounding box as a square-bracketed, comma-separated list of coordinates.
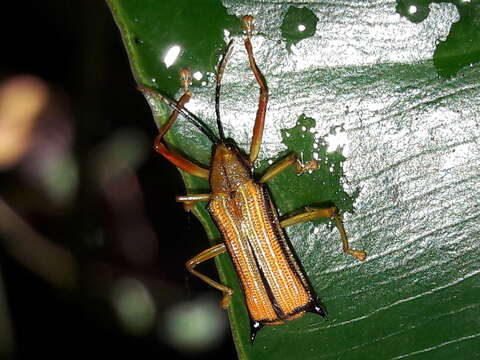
[107, 0, 480, 359]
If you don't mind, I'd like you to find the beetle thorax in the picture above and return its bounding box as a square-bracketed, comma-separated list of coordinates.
[209, 143, 252, 195]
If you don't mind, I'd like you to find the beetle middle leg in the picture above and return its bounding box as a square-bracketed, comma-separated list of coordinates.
[186, 243, 234, 308]
[280, 207, 367, 261]
[259, 153, 318, 183]
[176, 194, 211, 211]
[242, 15, 269, 165]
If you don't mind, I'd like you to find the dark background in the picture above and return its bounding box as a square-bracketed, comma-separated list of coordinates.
[0, 1, 233, 358]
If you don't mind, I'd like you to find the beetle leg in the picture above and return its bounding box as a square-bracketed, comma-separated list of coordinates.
[186, 243, 233, 308]
[259, 153, 318, 183]
[154, 143, 210, 179]
[176, 194, 211, 211]
[156, 68, 192, 140]
[242, 15, 269, 165]
[280, 207, 367, 261]
[139, 69, 210, 179]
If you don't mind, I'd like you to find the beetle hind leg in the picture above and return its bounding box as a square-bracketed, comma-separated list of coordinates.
[280, 206, 367, 261]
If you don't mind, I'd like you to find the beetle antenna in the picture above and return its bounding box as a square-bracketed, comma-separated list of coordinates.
[139, 86, 219, 144]
[215, 39, 234, 141]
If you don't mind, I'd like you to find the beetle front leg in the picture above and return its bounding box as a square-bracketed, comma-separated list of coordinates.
[280, 207, 367, 261]
[176, 194, 211, 211]
[242, 15, 269, 164]
[186, 243, 233, 308]
[259, 153, 318, 183]
[139, 69, 210, 179]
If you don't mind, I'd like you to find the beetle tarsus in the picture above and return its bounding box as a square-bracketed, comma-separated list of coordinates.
[220, 288, 233, 309]
[242, 15, 254, 37]
[346, 249, 367, 262]
[179, 68, 192, 93]
[295, 159, 319, 175]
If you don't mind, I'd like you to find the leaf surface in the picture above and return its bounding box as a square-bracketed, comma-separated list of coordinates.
[107, 1, 480, 358]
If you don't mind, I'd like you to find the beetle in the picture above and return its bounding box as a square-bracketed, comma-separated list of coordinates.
[140, 15, 366, 342]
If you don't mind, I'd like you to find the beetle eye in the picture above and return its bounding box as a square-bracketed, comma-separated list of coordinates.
[224, 139, 236, 150]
